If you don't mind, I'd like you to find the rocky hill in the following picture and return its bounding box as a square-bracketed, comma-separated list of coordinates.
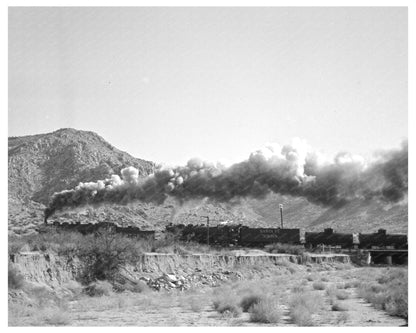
[8, 128, 155, 234]
[8, 128, 408, 236]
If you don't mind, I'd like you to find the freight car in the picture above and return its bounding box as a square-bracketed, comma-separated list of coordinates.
[304, 228, 354, 249]
[239, 227, 301, 246]
[358, 229, 407, 250]
[166, 223, 241, 245]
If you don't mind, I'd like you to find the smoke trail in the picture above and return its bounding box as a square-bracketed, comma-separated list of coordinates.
[44, 139, 408, 219]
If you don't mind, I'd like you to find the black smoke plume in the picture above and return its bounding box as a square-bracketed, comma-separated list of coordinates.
[44, 139, 408, 220]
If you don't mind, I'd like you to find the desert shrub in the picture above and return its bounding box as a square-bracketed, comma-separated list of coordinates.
[76, 230, 146, 283]
[187, 295, 204, 312]
[249, 298, 281, 323]
[343, 281, 354, 289]
[331, 302, 348, 311]
[336, 312, 349, 324]
[292, 285, 306, 293]
[44, 308, 71, 326]
[335, 290, 349, 300]
[214, 301, 242, 317]
[84, 280, 113, 297]
[128, 280, 150, 293]
[28, 286, 65, 309]
[357, 268, 408, 319]
[321, 276, 329, 282]
[63, 280, 83, 298]
[212, 289, 242, 317]
[377, 269, 406, 285]
[312, 281, 326, 290]
[8, 236, 27, 254]
[327, 287, 349, 300]
[8, 301, 37, 325]
[358, 285, 408, 319]
[9, 301, 70, 326]
[306, 275, 314, 281]
[384, 294, 408, 318]
[289, 292, 323, 326]
[8, 265, 25, 289]
[240, 293, 265, 312]
[290, 305, 313, 326]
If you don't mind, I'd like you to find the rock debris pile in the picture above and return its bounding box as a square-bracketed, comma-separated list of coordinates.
[138, 270, 243, 291]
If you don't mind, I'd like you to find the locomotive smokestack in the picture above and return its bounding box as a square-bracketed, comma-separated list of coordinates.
[279, 204, 284, 228]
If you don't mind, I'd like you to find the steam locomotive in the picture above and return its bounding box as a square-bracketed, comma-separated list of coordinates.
[38, 221, 156, 239]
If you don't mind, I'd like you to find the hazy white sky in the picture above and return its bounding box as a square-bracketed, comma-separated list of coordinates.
[8, 7, 407, 165]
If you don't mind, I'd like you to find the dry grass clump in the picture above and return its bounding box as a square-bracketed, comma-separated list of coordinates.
[357, 268, 407, 319]
[188, 295, 205, 312]
[43, 308, 71, 326]
[240, 293, 265, 312]
[336, 312, 349, 324]
[10, 304, 71, 326]
[178, 291, 206, 312]
[213, 300, 242, 317]
[125, 280, 150, 293]
[290, 306, 313, 326]
[343, 281, 355, 289]
[84, 280, 113, 297]
[292, 285, 306, 293]
[335, 290, 349, 300]
[327, 286, 350, 300]
[8, 265, 25, 290]
[331, 302, 349, 312]
[289, 292, 323, 326]
[249, 298, 282, 324]
[64, 280, 83, 298]
[212, 288, 242, 317]
[312, 281, 326, 290]
[306, 274, 316, 281]
[9, 284, 71, 326]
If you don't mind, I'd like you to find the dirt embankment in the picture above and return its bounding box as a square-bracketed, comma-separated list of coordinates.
[9, 250, 350, 292]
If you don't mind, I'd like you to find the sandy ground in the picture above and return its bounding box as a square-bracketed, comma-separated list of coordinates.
[64, 267, 406, 327]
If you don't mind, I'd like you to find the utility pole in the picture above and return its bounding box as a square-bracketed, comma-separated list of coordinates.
[202, 216, 210, 246]
[279, 204, 284, 228]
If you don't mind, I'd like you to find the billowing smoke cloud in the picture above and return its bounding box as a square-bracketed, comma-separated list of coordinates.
[44, 139, 408, 219]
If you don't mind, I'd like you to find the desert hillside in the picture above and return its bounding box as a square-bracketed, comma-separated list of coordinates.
[8, 128, 408, 235]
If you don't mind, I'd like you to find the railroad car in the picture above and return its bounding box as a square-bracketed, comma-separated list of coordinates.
[239, 227, 301, 246]
[358, 229, 407, 249]
[305, 228, 354, 248]
[277, 228, 302, 244]
[239, 227, 280, 246]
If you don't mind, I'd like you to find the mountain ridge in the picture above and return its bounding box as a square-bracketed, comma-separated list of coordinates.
[8, 128, 408, 236]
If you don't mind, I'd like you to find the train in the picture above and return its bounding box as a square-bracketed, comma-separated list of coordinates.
[165, 224, 407, 250]
[40, 219, 407, 250]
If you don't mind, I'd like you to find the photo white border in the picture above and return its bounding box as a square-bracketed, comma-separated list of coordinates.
[2, 1, 413, 332]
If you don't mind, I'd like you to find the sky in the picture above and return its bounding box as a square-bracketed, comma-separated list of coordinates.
[8, 7, 408, 166]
